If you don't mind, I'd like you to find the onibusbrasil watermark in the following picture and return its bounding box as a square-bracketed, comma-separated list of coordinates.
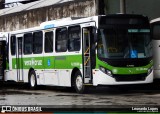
[1, 106, 42, 113]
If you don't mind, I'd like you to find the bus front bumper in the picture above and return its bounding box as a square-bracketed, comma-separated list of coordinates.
[92, 70, 153, 86]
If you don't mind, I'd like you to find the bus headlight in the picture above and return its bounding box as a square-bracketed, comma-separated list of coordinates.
[148, 67, 153, 75]
[99, 66, 113, 76]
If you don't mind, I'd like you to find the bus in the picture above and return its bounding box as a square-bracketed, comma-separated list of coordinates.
[4, 14, 153, 93]
[151, 18, 160, 79]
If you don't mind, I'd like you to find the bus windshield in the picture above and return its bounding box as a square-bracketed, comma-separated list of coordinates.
[98, 28, 152, 59]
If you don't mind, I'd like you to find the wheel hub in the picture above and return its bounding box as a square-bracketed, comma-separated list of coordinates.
[30, 74, 35, 87]
[76, 75, 83, 90]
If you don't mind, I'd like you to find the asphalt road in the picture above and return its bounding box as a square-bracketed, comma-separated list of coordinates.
[0, 82, 160, 112]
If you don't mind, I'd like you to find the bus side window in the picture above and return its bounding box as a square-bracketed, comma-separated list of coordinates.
[55, 27, 67, 52]
[68, 26, 81, 51]
[24, 33, 33, 55]
[33, 31, 43, 54]
[45, 31, 53, 53]
[11, 36, 16, 55]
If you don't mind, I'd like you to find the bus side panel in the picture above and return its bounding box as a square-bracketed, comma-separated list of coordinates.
[43, 55, 58, 86]
[23, 70, 29, 83]
[54, 55, 70, 87]
[153, 40, 160, 79]
[5, 69, 17, 81]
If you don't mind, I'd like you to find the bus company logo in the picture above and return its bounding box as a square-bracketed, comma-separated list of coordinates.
[1, 106, 42, 113]
[24, 58, 42, 66]
[71, 62, 80, 67]
[47, 59, 51, 66]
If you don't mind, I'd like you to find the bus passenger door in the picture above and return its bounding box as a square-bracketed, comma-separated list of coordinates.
[82, 27, 96, 84]
[16, 37, 24, 82]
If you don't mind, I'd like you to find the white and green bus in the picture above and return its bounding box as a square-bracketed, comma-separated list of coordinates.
[151, 18, 160, 80]
[3, 14, 153, 93]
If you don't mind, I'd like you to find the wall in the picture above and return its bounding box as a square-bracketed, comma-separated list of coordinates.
[126, 0, 160, 20]
[0, 0, 96, 32]
[1, 0, 160, 32]
[104, 0, 120, 14]
[104, 0, 160, 20]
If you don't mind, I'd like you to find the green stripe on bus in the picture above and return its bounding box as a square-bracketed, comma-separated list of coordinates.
[12, 55, 82, 69]
[12, 54, 152, 75]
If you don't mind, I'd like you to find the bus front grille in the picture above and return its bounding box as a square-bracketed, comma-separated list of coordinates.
[113, 73, 147, 82]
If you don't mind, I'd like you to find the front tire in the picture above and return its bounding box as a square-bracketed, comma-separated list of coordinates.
[74, 71, 85, 93]
[29, 70, 37, 89]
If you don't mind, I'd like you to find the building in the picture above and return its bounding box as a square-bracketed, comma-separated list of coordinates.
[104, 0, 160, 20]
[0, 0, 97, 31]
[0, 0, 160, 31]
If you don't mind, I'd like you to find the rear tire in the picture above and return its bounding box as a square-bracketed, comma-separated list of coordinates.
[74, 71, 85, 94]
[29, 70, 37, 89]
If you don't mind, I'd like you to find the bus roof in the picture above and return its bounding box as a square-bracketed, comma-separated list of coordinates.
[40, 16, 98, 29]
[150, 17, 160, 24]
[40, 14, 148, 29]
[10, 26, 40, 35]
[10, 14, 148, 34]
[10, 16, 99, 34]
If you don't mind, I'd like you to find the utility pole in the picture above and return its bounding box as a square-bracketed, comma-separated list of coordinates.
[96, 0, 105, 15]
[120, 0, 126, 14]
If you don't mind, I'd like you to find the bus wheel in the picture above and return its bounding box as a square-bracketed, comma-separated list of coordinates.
[29, 70, 37, 89]
[74, 71, 85, 93]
